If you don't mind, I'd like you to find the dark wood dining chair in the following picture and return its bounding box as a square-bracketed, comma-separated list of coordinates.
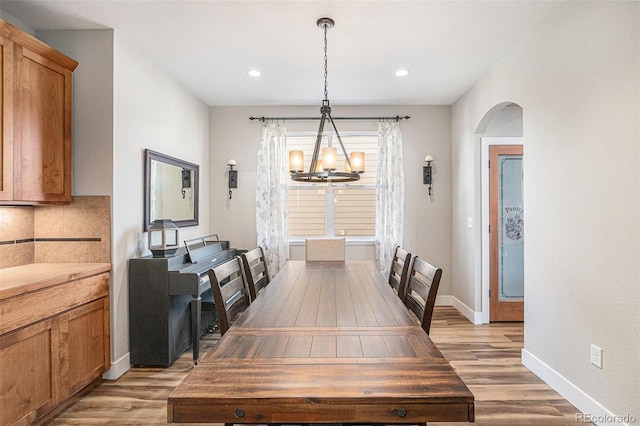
[207, 257, 250, 337]
[404, 256, 443, 335]
[387, 245, 411, 301]
[240, 246, 270, 301]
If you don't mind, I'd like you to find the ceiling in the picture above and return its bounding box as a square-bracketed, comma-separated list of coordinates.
[1, 1, 561, 107]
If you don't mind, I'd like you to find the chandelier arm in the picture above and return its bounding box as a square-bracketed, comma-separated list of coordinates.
[309, 112, 328, 175]
[327, 113, 353, 170]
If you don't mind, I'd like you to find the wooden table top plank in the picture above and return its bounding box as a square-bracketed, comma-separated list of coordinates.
[256, 334, 290, 358]
[274, 268, 314, 328]
[357, 269, 409, 327]
[218, 326, 427, 337]
[383, 334, 418, 358]
[310, 335, 337, 358]
[316, 271, 338, 327]
[361, 335, 391, 358]
[354, 268, 412, 328]
[199, 355, 451, 367]
[348, 269, 381, 327]
[168, 261, 474, 424]
[336, 335, 365, 358]
[263, 268, 305, 328]
[294, 271, 323, 327]
[239, 265, 302, 328]
[283, 335, 313, 358]
[170, 363, 471, 400]
[229, 335, 267, 359]
[335, 270, 358, 327]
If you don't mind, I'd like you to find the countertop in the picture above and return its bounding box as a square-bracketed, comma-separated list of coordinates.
[0, 263, 111, 300]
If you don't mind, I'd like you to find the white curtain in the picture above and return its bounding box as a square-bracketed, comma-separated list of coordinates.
[375, 121, 405, 273]
[256, 122, 289, 276]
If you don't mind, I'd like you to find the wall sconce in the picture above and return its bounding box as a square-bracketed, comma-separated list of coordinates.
[148, 219, 180, 257]
[423, 155, 434, 195]
[181, 168, 191, 199]
[227, 159, 237, 200]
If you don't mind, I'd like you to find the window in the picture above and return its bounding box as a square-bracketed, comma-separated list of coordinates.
[287, 133, 378, 239]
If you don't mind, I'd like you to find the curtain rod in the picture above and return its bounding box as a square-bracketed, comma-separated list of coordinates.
[249, 115, 410, 122]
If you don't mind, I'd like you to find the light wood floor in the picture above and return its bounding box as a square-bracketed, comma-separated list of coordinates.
[46, 307, 587, 425]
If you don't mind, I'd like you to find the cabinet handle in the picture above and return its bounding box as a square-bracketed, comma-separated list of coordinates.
[396, 408, 407, 418]
[234, 408, 245, 418]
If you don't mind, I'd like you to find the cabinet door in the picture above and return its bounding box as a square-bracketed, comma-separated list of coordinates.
[0, 317, 62, 426]
[13, 45, 72, 203]
[0, 34, 14, 201]
[63, 298, 111, 396]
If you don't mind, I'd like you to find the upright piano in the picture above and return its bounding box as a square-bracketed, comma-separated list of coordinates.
[129, 235, 238, 366]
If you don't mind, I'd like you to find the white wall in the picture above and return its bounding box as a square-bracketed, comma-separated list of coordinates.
[110, 33, 210, 376]
[209, 105, 454, 294]
[483, 104, 522, 137]
[37, 30, 114, 197]
[35, 29, 211, 378]
[452, 2, 639, 420]
[2, 12, 34, 35]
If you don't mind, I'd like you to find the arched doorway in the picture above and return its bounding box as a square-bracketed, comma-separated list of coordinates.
[476, 103, 524, 323]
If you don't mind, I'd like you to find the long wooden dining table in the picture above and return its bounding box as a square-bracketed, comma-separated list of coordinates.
[167, 261, 474, 424]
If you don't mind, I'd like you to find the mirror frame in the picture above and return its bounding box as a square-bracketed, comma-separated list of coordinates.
[144, 149, 199, 231]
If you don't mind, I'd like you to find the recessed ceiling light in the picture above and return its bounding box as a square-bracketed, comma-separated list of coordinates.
[395, 69, 409, 77]
[247, 70, 262, 77]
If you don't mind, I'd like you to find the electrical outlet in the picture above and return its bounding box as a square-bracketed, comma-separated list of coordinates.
[590, 344, 603, 369]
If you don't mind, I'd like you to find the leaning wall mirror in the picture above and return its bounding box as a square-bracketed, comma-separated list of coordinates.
[144, 149, 199, 231]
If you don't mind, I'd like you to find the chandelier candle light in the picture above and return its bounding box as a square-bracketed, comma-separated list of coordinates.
[289, 17, 365, 182]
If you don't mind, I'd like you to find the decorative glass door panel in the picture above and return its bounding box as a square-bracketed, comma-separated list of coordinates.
[498, 155, 524, 301]
[489, 145, 524, 321]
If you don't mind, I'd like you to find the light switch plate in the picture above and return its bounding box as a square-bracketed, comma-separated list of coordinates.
[590, 344, 603, 368]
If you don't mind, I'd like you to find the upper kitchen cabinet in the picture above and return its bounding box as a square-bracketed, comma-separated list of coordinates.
[0, 20, 78, 205]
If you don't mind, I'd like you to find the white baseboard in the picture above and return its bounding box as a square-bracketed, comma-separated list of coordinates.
[522, 349, 633, 426]
[449, 296, 483, 324]
[102, 351, 130, 380]
[435, 294, 453, 306]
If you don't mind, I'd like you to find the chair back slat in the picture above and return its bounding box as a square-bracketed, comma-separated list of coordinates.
[388, 245, 411, 301]
[243, 246, 263, 264]
[208, 257, 250, 336]
[220, 275, 247, 305]
[404, 256, 442, 335]
[250, 261, 266, 279]
[241, 246, 270, 301]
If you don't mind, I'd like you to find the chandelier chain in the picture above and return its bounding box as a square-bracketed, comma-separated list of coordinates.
[288, 17, 363, 183]
[323, 23, 328, 101]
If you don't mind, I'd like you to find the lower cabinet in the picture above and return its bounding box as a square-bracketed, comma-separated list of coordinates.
[0, 270, 110, 426]
[66, 298, 110, 396]
[0, 317, 60, 426]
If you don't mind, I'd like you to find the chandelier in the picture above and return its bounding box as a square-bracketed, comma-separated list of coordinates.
[289, 18, 365, 182]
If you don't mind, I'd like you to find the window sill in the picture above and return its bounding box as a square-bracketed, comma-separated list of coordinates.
[289, 238, 375, 246]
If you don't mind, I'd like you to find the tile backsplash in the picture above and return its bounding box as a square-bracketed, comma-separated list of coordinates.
[0, 207, 35, 267]
[0, 196, 111, 269]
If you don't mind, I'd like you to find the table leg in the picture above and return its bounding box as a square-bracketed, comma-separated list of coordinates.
[191, 295, 201, 363]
